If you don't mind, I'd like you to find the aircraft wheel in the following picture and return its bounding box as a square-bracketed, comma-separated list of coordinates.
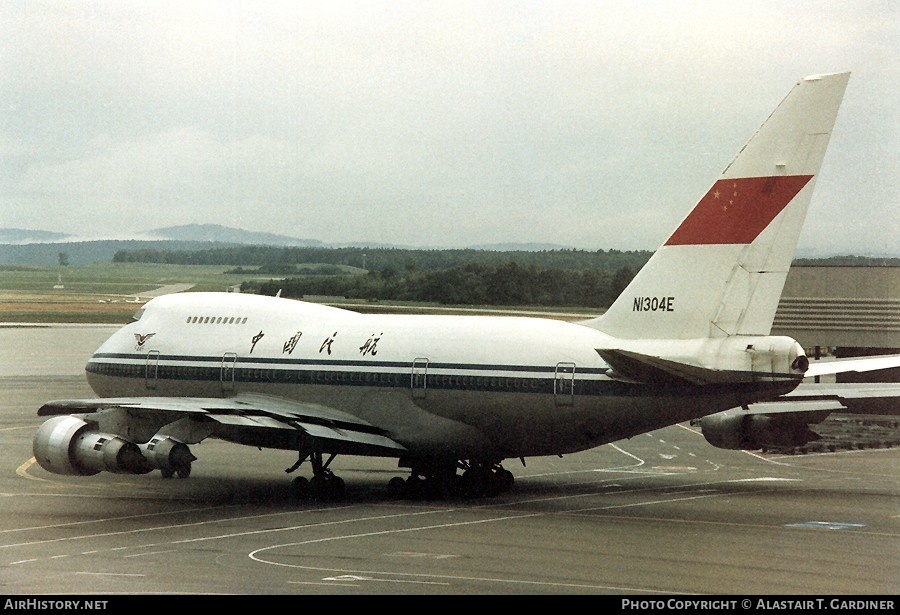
[329, 476, 345, 500]
[176, 463, 191, 479]
[405, 475, 425, 500]
[448, 473, 465, 498]
[291, 476, 310, 501]
[309, 475, 326, 500]
[160, 468, 175, 479]
[461, 467, 490, 498]
[388, 476, 406, 499]
[309, 474, 345, 501]
[426, 473, 455, 500]
[497, 469, 514, 492]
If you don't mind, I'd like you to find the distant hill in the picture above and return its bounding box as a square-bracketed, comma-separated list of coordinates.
[0, 228, 74, 244]
[146, 224, 322, 247]
[0, 224, 324, 265]
[0, 240, 249, 266]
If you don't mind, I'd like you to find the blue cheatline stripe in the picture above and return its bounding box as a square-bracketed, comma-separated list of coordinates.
[85, 355, 773, 400]
[88, 352, 611, 375]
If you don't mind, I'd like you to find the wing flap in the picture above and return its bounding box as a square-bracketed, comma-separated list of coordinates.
[293, 422, 406, 453]
[206, 413, 295, 429]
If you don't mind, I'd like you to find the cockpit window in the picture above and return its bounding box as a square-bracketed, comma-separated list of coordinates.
[130, 308, 146, 322]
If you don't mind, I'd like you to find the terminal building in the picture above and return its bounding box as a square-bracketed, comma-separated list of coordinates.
[772, 266, 900, 383]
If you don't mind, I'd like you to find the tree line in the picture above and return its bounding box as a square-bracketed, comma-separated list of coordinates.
[241, 261, 638, 308]
[112, 245, 652, 273]
[111, 245, 898, 309]
[112, 244, 652, 308]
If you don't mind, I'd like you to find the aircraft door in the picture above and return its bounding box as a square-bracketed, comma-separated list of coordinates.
[145, 350, 159, 390]
[221, 352, 237, 393]
[411, 358, 428, 399]
[554, 362, 575, 406]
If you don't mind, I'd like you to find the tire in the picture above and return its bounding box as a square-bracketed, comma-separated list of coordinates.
[291, 476, 310, 501]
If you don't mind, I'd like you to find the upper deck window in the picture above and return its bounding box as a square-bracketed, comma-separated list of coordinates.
[186, 315, 248, 324]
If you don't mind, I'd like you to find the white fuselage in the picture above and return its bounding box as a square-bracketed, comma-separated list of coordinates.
[85, 292, 768, 460]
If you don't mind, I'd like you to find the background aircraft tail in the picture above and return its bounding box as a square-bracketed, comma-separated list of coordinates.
[587, 72, 850, 342]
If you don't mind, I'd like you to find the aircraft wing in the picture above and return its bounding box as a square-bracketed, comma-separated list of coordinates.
[38, 393, 407, 457]
[804, 354, 900, 379]
[696, 382, 900, 450]
[770, 382, 900, 416]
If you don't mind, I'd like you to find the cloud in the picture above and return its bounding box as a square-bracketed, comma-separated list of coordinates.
[1, 1, 896, 253]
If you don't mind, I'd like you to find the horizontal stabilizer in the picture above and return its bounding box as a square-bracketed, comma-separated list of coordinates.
[598, 348, 739, 386]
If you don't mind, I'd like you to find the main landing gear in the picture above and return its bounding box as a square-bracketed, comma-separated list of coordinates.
[286, 451, 345, 501]
[286, 453, 515, 502]
[387, 459, 515, 500]
[159, 462, 192, 479]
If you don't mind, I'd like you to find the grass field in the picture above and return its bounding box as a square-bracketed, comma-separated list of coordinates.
[0, 263, 270, 323]
[0, 263, 600, 323]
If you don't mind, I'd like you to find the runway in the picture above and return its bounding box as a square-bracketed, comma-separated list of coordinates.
[1, 325, 897, 595]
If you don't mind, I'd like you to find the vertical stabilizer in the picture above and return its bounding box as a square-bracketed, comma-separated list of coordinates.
[589, 72, 850, 340]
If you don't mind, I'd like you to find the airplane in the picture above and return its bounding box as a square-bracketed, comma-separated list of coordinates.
[32, 71, 900, 501]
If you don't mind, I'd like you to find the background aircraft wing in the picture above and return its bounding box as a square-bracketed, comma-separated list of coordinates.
[38, 393, 407, 457]
[696, 382, 899, 450]
[804, 354, 900, 379]
[770, 382, 900, 416]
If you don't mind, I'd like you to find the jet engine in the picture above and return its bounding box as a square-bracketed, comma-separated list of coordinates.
[697, 408, 823, 451]
[33, 415, 153, 476]
[139, 436, 196, 478]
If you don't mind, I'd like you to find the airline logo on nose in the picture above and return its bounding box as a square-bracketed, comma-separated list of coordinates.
[133, 333, 155, 350]
[665, 175, 813, 245]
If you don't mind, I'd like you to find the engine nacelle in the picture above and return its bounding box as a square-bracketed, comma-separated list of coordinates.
[139, 436, 196, 473]
[698, 409, 822, 450]
[33, 416, 153, 476]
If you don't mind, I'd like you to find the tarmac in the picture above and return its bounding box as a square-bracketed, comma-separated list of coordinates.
[1, 325, 897, 595]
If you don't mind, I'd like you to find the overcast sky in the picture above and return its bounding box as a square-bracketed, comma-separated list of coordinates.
[1, 1, 897, 255]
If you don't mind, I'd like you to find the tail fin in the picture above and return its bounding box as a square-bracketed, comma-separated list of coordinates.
[589, 72, 850, 341]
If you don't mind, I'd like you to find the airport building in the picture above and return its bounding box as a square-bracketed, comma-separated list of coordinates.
[772, 266, 900, 382]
